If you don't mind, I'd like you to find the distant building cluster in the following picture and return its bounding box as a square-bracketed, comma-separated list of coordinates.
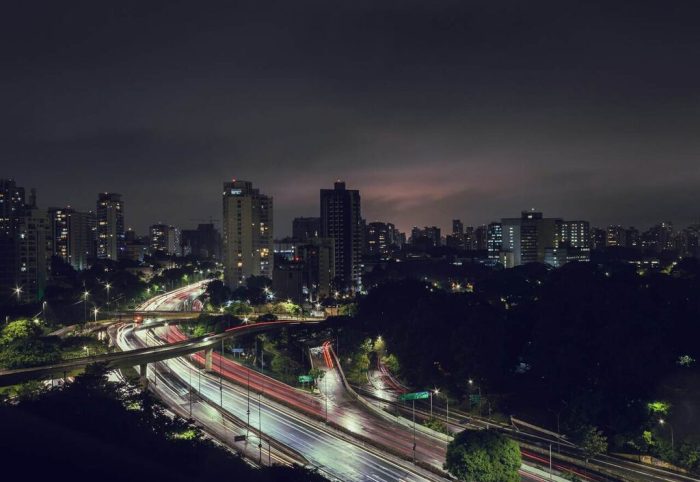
[2, 175, 699, 305]
[0, 178, 222, 304]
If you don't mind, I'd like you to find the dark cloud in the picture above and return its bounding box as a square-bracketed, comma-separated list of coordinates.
[2, 0, 700, 235]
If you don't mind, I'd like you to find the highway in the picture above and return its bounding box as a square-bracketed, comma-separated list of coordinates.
[165, 325, 451, 471]
[359, 362, 700, 482]
[124, 282, 564, 481]
[136, 281, 210, 311]
[119, 323, 448, 481]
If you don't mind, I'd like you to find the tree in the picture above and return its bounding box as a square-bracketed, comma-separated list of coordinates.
[0, 319, 42, 344]
[444, 430, 521, 482]
[579, 425, 608, 461]
[308, 367, 325, 384]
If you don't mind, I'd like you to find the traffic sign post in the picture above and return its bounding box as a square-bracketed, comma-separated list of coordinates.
[298, 375, 314, 384]
[399, 391, 430, 401]
[397, 392, 430, 465]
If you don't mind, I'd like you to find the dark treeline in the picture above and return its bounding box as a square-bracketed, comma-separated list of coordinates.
[342, 259, 700, 465]
[0, 364, 326, 482]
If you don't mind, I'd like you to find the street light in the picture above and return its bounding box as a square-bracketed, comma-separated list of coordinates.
[434, 388, 449, 429]
[105, 283, 111, 307]
[13, 286, 22, 301]
[83, 290, 90, 323]
[83, 345, 90, 357]
[659, 419, 674, 451]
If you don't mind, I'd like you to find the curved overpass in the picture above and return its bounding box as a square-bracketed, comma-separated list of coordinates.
[0, 320, 316, 387]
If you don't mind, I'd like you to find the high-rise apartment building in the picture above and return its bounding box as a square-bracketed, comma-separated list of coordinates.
[486, 222, 502, 260]
[606, 225, 626, 247]
[149, 224, 168, 254]
[292, 217, 321, 242]
[222, 180, 273, 288]
[294, 237, 336, 301]
[150, 224, 181, 256]
[559, 221, 590, 249]
[473, 225, 488, 251]
[320, 181, 362, 292]
[96, 193, 125, 260]
[642, 222, 674, 252]
[452, 219, 464, 235]
[1, 180, 22, 292]
[0, 179, 50, 303]
[48, 207, 94, 270]
[0, 182, 49, 303]
[16, 198, 49, 303]
[501, 210, 563, 267]
[365, 221, 398, 258]
[424, 226, 441, 247]
[0, 179, 25, 297]
[559, 220, 591, 263]
[181, 223, 221, 260]
[591, 228, 606, 250]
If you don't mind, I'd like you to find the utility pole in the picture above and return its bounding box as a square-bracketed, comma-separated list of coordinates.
[549, 444, 553, 480]
[446, 396, 449, 428]
[189, 362, 193, 419]
[325, 373, 328, 422]
[258, 390, 262, 464]
[412, 399, 417, 464]
[247, 367, 251, 439]
[219, 338, 223, 408]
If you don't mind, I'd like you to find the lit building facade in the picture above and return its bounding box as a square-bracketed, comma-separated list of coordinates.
[222, 180, 273, 288]
[96, 193, 125, 260]
[48, 207, 94, 270]
[320, 181, 362, 291]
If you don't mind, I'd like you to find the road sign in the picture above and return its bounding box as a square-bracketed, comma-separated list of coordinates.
[231, 348, 244, 354]
[469, 394, 481, 405]
[298, 375, 314, 383]
[234, 435, 246, 442]
[399, 391, 430, 401]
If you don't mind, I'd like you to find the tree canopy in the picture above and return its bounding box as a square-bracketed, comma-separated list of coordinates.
[444, 430, 521, 482]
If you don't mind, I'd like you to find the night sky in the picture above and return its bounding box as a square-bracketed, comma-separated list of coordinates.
[3, 1, 700, 236]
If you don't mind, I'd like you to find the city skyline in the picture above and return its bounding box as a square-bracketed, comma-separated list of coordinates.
[4, 2, 700, 235]
[3, 176, 699, 238]
[2, 3, 700, 481]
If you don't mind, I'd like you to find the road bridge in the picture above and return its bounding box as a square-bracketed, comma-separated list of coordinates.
[0, 320, 317, 387]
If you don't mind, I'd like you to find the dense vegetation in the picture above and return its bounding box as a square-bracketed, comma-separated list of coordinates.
[0, 318, 107, 371]
[444, 430, 521, 482]
[0, 364, 326, 482]
[346, 259, 700, 470]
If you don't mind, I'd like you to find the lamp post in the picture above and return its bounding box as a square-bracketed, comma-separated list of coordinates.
[325, 373, 328, 423]
[659, 419, 674, 451]
[220, 338, 223, 408]
[105, 283, 111, 308]
[83, 345, 89, 357]
[412, 399, 417, 464]
[93, 307, 99, 323]
[434, 388, 449, 430]
[468, 378, 483, 415]
[83, 290, 89, 323]
[430, 389, 433, 418]
[14, 286, 22, 302]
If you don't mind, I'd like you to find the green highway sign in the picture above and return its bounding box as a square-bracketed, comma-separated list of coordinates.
[298, 375, 314, 383]
[399, 391, 430, 401]
[469, 394, 481, 405]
